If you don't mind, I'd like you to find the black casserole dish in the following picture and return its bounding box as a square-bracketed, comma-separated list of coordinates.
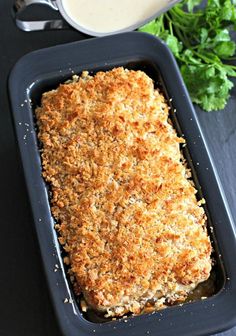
[8, 32, 236, 336]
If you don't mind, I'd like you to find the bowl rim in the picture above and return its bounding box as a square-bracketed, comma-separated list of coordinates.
[56, 0, 181, 36]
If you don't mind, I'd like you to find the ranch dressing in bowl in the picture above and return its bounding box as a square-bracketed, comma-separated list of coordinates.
[59, 0, 177, 36]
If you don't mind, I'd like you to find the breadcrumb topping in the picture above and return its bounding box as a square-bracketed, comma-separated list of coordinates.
[36, 67, 212, 316]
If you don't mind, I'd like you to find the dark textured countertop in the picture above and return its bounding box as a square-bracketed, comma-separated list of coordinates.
[0, 1, 235, 335]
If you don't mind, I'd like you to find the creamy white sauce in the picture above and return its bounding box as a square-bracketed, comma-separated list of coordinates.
[61, 0, 170, 34]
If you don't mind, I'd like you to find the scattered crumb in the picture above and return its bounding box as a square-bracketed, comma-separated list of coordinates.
[80, 300, 87, 312]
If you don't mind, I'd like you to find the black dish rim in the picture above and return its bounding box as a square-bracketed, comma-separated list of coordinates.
[8, 32, 236, 336]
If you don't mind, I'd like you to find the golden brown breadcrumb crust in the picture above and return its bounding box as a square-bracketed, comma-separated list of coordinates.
[36, 67, 212, 316]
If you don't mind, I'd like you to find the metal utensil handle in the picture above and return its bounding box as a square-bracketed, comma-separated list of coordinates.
[13, 0, 70, 31]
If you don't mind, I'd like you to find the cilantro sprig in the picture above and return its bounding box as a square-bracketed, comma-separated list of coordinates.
[139, 0, 236, 111]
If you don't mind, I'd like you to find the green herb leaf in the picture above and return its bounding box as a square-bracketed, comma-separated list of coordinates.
[138, 20, 159, 34]
[200, 28, 208, 44]
[220, 0, 236, 21]
[187, 0, 202, 12]
[214, 41, 236, 58]
[181, 64, 234, 111]
[138, 0, 236, 112]
[162, 33, 183, 56]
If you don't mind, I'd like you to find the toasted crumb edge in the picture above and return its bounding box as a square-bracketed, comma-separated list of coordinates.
[36, 67, 212, 317]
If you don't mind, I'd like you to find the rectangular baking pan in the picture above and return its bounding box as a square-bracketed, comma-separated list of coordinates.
[8, 32, 236, 336]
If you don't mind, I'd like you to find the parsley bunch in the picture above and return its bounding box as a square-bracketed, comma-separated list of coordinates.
[139, 0, 236, 111]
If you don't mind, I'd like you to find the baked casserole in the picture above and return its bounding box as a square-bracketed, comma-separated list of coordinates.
[36, 67, 212, 317]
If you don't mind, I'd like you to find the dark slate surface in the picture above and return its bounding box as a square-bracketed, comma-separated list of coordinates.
[0, 1, 235, 335]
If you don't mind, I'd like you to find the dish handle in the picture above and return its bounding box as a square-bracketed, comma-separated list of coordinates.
[13, 0, 70, 31]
